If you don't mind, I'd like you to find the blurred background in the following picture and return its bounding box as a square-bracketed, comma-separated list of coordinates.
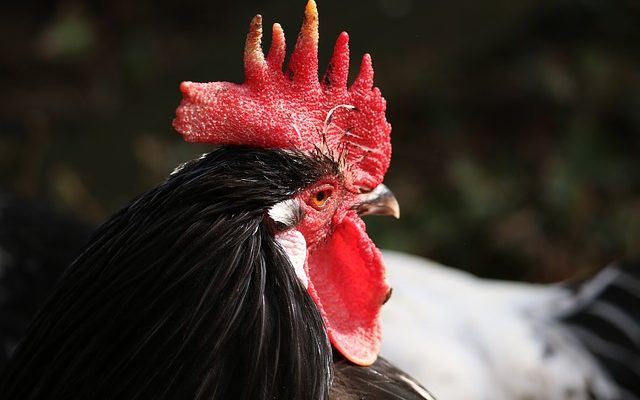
[1, 0, 639, 282]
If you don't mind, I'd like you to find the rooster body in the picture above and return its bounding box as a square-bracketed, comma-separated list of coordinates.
[0, 1, 436, 398]
[0, 148, 431, 399]
[381, 250, 639, 400]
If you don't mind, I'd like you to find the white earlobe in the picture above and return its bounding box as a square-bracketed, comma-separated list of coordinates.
[268, 199, 302, 228]
[275, 229, 308, 288]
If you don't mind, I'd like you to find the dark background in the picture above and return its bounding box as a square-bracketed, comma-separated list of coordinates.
[1, 0, 639, 282]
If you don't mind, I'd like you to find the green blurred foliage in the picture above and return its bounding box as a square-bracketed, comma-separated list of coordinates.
[1, 0, 639, 282]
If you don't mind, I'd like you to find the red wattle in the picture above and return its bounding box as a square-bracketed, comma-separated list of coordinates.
[306, 214, 389, 366]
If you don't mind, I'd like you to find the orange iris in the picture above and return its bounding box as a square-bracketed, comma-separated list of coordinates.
[311, 189, 332, 209]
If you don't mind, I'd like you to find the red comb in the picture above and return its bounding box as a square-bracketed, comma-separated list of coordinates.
[173, 0, 391, 188]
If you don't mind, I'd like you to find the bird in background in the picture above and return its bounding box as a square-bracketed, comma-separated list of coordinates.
[0, 1, 433, 399]
[381, 250, 640, 400]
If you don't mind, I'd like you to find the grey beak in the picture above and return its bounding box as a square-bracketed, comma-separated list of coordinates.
[353, 183, 400, 219]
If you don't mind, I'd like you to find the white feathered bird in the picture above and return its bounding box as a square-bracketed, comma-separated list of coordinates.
[381, 250, 640, 400]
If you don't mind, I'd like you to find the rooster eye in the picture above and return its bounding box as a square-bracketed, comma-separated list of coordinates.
[310, 189, 332, 209]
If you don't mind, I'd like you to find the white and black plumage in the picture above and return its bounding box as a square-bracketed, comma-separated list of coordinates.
[381, 250, 640, 400]
[0, 148, 433, 400]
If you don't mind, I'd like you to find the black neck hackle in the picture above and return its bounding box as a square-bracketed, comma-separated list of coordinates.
[0, 146, 338, 400]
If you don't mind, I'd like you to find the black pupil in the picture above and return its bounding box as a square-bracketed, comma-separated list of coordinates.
[316, 191, 326, 202]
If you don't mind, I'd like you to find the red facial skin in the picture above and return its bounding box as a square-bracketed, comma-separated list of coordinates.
[294, 176, 390, 366]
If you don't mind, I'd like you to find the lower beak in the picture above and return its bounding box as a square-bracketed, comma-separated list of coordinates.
[353, 183, 400, 219]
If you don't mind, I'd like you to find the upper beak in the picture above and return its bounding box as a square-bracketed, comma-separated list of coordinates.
[353, 183, 400, 219]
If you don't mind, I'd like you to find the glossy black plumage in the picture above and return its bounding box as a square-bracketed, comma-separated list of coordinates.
[0, 147, 431, 400]
[333, 353, 436, 400]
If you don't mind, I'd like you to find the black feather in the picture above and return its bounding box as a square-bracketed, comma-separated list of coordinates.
[561, 259, 640, 400]
[0, 147, 335, 400]
[331, 352, 436, 400]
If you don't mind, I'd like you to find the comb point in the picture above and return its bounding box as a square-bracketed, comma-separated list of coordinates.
[179, 81, 192, 95]
[351, 53, 374, 92]
[244, 14, 266, 83]
[302, 0, 319, 47]
[305, 0, 318, 23]
[323, 31, 350, 89]
[288, 0, 319, 86]
[266, 23, 286, 71]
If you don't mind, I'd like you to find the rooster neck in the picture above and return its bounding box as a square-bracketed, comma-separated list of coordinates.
[0, 147, 337, 400]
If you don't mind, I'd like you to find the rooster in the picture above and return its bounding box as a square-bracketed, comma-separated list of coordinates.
[0, 2, 433, 399]
[381, 251, 640, 400]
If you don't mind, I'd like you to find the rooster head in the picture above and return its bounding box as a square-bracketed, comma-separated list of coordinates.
[173, 0, 395, 366]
